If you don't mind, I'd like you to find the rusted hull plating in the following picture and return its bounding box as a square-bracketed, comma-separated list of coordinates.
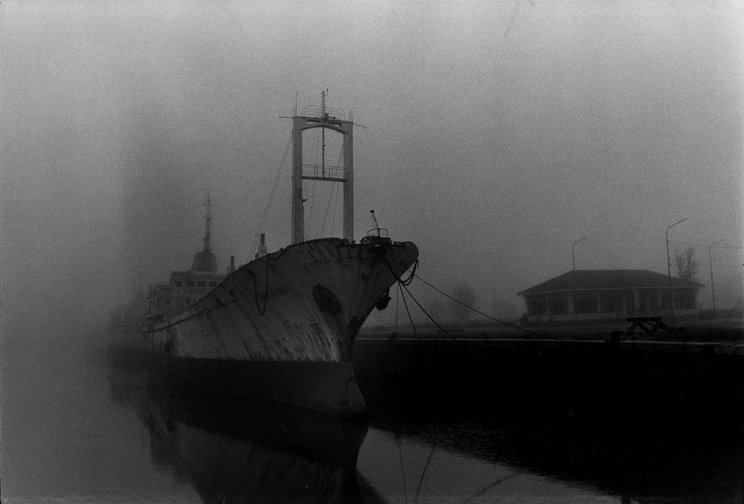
[147, 237, 418, 415]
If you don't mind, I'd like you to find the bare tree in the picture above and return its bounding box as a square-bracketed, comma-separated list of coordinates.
[449, 284, 476, 322]
[491, 297, 518, 320]
[674, 246, 699, 281]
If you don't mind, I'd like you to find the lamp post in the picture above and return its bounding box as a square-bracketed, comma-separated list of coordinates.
[665, 218, 687, 316]
[572, 236, 588, 271]
[708, 239, 723, 313]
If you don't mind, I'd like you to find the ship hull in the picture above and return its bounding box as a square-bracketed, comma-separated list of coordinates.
[151, 357, 366, 416]
[147, 237, 418, 416]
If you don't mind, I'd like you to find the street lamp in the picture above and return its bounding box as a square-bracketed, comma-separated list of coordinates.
[572, 236, 588, 271]
[708, 239, 723, 313]
[665, 218, 687, 317]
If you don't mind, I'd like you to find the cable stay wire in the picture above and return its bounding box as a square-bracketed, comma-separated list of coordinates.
[249, 132, 292, 258]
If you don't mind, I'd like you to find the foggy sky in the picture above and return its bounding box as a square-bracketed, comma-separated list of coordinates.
[2, 1, 743, 340]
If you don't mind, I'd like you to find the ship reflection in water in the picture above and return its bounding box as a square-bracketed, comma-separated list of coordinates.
[141, 383, 368, 503]
[107, 363, 742, 504]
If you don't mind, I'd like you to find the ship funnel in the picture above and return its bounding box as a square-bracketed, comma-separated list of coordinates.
[255, 233, 268, 259]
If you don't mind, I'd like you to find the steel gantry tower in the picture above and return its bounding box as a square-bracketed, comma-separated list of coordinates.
[291, 92, 354, 244]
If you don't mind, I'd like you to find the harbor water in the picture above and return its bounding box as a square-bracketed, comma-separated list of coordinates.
[1, 328, 742, 504]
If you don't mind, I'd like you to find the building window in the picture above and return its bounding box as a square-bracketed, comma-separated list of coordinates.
[529, 298, 546, 315]
[187, 281, 194, 287]
[601, 293, 621, 313]
[676, 291, 693, 309]
[549, 296, 567, 314]
[175, 281, 182, 287]
[659, 292, 670, 309]
[198, 281, 206, 287]
[209, 282, 216, 287]
[575, 295, 596, 313]
[186, 299, 190, 305]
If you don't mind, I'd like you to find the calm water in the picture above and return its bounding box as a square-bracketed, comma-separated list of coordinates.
[1, 335, 742, 503]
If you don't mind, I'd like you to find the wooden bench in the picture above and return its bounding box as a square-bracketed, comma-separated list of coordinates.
[625, 317, 673, 336]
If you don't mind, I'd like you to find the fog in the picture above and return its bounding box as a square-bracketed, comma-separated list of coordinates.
[2, 1, 743, 346]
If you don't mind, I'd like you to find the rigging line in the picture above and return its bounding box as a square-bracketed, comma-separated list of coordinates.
[250, 132, 292, 257]
[320, 177, 335, 237]
[398, 282, 420, 340]
[329, 148, 344, 233]
[414, 445, 436, 503]
[414, 274, 543, 338]
[307, 180, 316, 238]
[307, 131, 323, 238]
[320, 148, 344, 236]
[329, 178, 340, 234]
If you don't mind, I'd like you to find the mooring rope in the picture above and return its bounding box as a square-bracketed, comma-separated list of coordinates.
[386, 257, 456, 340]
[412, 274, 543, 338]
[398, 281, 457, 341]
[386, 255, 541, 338]
[398, 282, 420, 340]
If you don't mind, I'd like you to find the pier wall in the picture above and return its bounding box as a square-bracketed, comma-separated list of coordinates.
[353, 335, 744, 422]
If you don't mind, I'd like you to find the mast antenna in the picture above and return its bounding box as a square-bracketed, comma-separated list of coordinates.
[370, 209, 380, 236]
[202, 190, 213, 253]
[321, 90, 326, 177]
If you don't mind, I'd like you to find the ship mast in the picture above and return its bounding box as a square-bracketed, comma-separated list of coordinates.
[203, 191, 213, 253]
[291, 91, 354, 244]
[190, 190, 217, 272]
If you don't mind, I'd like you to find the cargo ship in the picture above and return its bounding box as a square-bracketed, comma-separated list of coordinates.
[142, 94, 418, 416]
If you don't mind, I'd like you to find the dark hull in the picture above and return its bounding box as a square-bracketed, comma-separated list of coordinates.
[151, 355, 367, 418]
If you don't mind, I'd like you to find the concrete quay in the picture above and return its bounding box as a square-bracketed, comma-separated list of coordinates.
[353, 318, 744, 421]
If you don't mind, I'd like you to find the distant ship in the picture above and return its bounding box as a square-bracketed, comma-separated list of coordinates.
[142, 94, 418, 416]
[107, 288, 149, 369]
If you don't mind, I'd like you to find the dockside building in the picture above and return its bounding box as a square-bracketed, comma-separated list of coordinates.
[518, 270, 703, 324]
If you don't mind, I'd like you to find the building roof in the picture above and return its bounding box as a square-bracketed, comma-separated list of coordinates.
[190, 250, 217, 272]
[517, 269, 704, 296]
